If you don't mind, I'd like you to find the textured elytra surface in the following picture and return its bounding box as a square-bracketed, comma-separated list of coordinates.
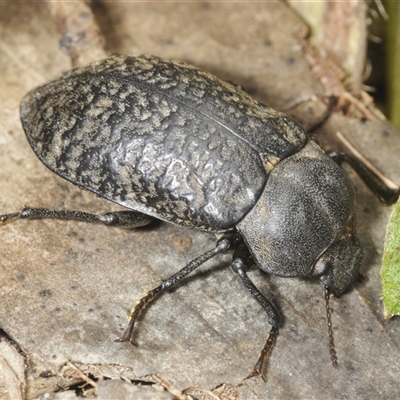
[20, 55, 307, 232]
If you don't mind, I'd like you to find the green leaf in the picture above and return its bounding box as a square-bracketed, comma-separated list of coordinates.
[382, 200, 400, 318]
[386, 0, 400, 130]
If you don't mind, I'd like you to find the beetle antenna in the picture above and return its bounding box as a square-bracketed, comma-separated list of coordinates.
[324, 285, 338, 367]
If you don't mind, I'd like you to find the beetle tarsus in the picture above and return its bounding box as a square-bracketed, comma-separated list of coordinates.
[117, 286, 163, 343]
[246, 326, 279, 381]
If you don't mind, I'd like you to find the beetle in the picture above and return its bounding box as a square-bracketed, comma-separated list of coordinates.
[1, 55, 398, 379]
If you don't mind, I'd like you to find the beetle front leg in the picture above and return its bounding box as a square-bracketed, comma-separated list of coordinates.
[231, 244, 280, 381]
[0, 208, 153, 228]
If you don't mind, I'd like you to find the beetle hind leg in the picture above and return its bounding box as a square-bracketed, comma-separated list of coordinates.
[0, 208, 153, 228]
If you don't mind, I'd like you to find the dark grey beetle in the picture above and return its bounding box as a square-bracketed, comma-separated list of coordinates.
[1, 55, 398, 379]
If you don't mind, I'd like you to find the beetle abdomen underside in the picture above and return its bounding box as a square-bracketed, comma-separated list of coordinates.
[20, 55, 307, 231]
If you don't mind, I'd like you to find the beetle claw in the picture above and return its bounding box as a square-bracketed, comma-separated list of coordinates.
[115, 333, 138, 347]
[0, 212, 21, 225]
[245, 367, 266, 382]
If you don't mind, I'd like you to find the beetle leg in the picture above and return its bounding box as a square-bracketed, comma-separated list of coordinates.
[0, 208, 153, 228]
[118, 233, 238, 343]
[329, 151, 400, 205]
[231, 245, 280, 381]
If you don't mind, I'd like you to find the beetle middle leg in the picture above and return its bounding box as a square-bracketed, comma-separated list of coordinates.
[0, 208, 153, 228]
[118, 232, 239, 342]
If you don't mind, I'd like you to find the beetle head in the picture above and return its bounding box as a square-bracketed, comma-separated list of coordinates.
[314, 228, 363, 297]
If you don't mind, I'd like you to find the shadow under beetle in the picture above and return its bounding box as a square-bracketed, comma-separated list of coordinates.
[1, 55, 399, 379]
